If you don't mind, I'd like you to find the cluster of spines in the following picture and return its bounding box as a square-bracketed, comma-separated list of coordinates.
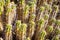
[0, 0, 60, 40]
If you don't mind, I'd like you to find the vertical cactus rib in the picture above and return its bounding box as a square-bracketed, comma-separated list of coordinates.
[27, 21, 35, 38]
[22, 5, 29, 22]
[52, 35, 60, 40]
[45, 26, 53, 34]
[5, 24, 12, 40]
[17, 0, 25, 21]
[0, 0, 59, 40]
[0, 0, 4, 32]
[15, 20, 27, 40]
[26, 37, 31, 40]
[34, 18, 45, 40]
[15, 20, 21, 40]
[37, 30, 46, 40]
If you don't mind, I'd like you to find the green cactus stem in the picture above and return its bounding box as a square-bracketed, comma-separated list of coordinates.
[48, 18, 56, 26]
[5, 0, 10, 6]
[5, 24, 12, 40]
[19, 0, 25, 5]
[38, 18, 45, 27]
[46, 26, 53, 33]
[37, 30, 46, 40]
[53, 5, 59, 13]
[40, 6, 45, 12]
[48, 6, 52, 14]
[18, 23, 27, 40]
[15, 20, 21, 40]
[26, 37, 31, 40]
[29, 13, 36, 21]
[0, 0, 4, 15]
[28, 1, 36, 14]
[22, 5, 29, 22]
[15, 21, 27, 40]
[23, 5, 29, 17]
[35, 6, 45, 23]
[55, 20, 60, 26]
[27, 21, 35, 38]
[44, 14, 49, 20]
[55, 28, 60, 35]
[17, 0, 25, 21]
[44, 3, 50, 10]
[47, 0, 53, 4]
[34, 18, 45, 40]
[16, 20, 21, 31]
[52, 35, 59, 40]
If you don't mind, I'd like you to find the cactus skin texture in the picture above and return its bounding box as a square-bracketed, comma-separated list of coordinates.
[15, 20, 27, 40]
[0, 0, 60, 40]
[5, 24, 12, 40]
[46, 26, 53, 33]
[52, 35, 60, 40]
[37, 30, 46, 40]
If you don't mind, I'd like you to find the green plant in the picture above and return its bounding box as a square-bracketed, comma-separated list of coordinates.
[55, 28, 60, 35]
[5, 24, 12, 40]
[55, 20, 60, 26]
[38, 30, 46, 40]
[52, 35, 59, 40]
[27, 21, 35, 38]
[0, 0, 60, 40]
[15, 20, 27, 40]
[46, 26, 53, 33]
[26, 37, 31, 40]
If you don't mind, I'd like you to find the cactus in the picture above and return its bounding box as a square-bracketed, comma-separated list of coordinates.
[15, 20, 27, 40]
[43, 14, 49, 28]
[23, 5, 29, 18]
[19, 0, 25, 5]
[52, 35, 60, 40]
[28, 1, 36, 14]
[5, 2, 16, 25]
[0, 1, 4, 15]
[5, 0, 10, 6]
[35, 6, 45, 22]
[34, 18, 45, 40]
[15, 20, 21, 31]
[48, 18, 56, 26]
[55, 20, 60, 26]
[0, 0, 4, 32]
[51, 5, 59, 18]
[38, 18, 45, 30]
[38, 18, 45, 27]
[44, 3, 50, 10]
[17, 0, 25, 20]
[53, 5, 59, 13]
[37, 30, 46, 40]
[44, 14, 49, 20]
[19, 23, 27, 40]
[26, 37, 31, 40]
[40, 6, 45, 12]
[46, 39, 50, 40]
[0, 0, 60, 40]
[29, 13, 36, 21]
[46, 26, 53, 33]
[47, 0, 53, 4]
[27, 21, 35, 38]
[22, 5, 29, 22]
[15, 20, 21, 40]
[5, 24, 12, 40]
[54, 28, 60, 35]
